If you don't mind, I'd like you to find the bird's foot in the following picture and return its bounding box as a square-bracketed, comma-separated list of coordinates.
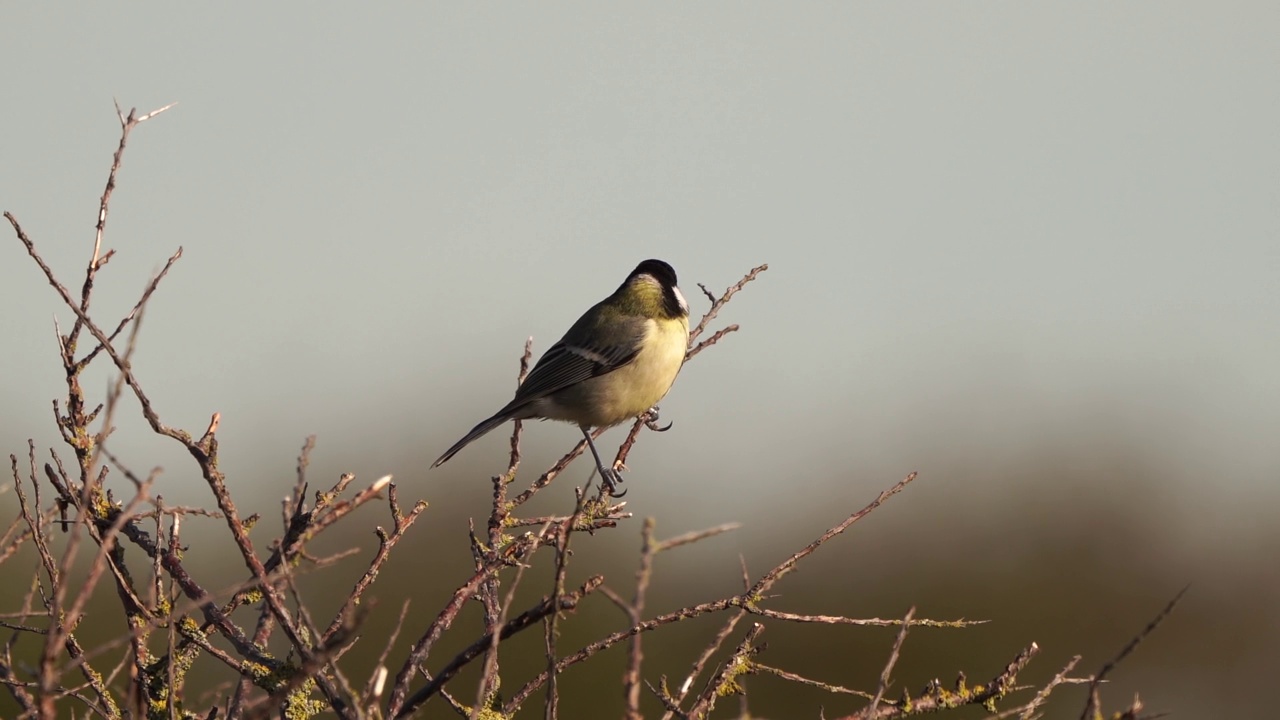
[644, 406, 673, 432]
[600, 467, 628, 498]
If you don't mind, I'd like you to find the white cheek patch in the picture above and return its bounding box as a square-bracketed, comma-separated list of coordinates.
[673, 285, 688, 313]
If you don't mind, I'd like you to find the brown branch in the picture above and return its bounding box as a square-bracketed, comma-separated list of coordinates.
[393, 577, 604, 719]
[389, 550, 525, 713]
[472, 523, 544, 720]
[80, 248, 181, 373]
[3, 573, 46, 715]
[661, 607, 747, 719]
[10, 210, 192, 454]
[746, 606, 983, 628]
[506, 428, 600, 509]
[387, 497, 637, 716]
[53, 477, 399, 712]
[458, 339, 539, 719]
[504, 507, 631, 528]
[0, 651, 40, 717]
[685, 323, 740, 362]
[543, 483, 594, 720]
[239, 607, 364, 720]
[834, 643, 1041, 720]
[11, 444, 105, 719]
[91, 101, 177, 271]
[503, 596, 734, 714]
[162, 507, 180, 720]
[867, 606, 915, 715]
[89, 282, 153, 484]
[363, 599, 411, 711]
[61, 475, 157, 645]
[996, 655, 1083, 720]
[623, 518, 657, 720]
[654, 522, 742, 552]
[610, 413, 653, 482]
[4, 101, 404, 720]
[321, 482, 422, 644]
[1080, 586, 1187, 720]
[753, 662, 872, 698]
[613, 519, 742, 720]
[56, 528, 351, 690]
[749, 472, 916, 598]
[506, 471, 921, 716]
[685, 623, 765, 718]
[687, 263, 768, 346]
[644, 677, 687, 718]
[664, 477, 932, 717]
[285, 436, 317, 531]
[506, 337, 534, 474]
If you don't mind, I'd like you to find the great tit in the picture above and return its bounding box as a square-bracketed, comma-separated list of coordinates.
[431, 259, 690, 496]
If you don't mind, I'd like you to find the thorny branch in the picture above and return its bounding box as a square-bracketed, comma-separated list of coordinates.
[4, 104, 400, 720]
[2, 105, 1170, 720]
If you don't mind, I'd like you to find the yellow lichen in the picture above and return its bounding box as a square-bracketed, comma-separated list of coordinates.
[282, 678, 325, 720]
[715, 655, 752, 698]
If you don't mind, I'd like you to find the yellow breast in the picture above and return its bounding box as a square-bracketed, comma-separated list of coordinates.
[540, 316, 689, 428]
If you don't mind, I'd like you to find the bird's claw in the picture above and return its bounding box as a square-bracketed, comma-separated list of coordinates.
[601, 468, 627, 498]
[644, 406, 673, 432]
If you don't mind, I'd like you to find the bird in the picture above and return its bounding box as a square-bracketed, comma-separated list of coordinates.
[431, 259, 690, 496]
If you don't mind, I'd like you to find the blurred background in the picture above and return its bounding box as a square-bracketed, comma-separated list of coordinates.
[3, 3, 1277, 718]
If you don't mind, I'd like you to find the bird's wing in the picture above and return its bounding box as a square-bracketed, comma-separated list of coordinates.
[508, 325, 645, 406]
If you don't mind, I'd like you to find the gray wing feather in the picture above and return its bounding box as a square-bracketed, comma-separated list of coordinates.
[431, 313, 646, 468]
[509, 335, 640, 406]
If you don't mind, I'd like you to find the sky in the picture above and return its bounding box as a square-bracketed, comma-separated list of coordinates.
[2, 3, 1278, 717]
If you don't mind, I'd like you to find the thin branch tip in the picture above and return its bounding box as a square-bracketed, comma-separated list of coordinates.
[136, 101, 179, 122]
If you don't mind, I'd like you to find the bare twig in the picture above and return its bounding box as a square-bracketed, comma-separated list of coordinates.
[997, 655, 1084, 720]
[686, 623, 765, 718]
[507, 337, 534, 473]
[616, 519, 742, 720]
[543, 482, 594, 720]
[753, 663, 872, 698]
[867, 607, 915, 715]
[1080, 586, 1187, 720]
[393, 577, 604, 719]
[748, 606, 982, 628]
[322, 482, 422, 644]
[662, 608, 747, 719]
[472, 522, 544, 720]
[623, 518, 658, 720]
[835, 643, 1041, 720]
[687, 263, 768, 346]
[508, 472, 922, 716]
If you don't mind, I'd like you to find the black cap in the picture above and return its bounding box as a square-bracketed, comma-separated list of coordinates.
[629, 259, 677, 288]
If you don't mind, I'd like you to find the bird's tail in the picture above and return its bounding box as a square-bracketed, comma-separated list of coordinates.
[431, 411, 514, 468]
